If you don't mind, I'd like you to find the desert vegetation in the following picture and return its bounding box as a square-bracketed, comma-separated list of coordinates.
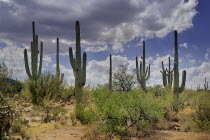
[0, 21, 210, 140]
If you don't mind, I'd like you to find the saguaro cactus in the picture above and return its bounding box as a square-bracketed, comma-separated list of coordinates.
[56, 37, 64, 80]
[204, 77, 208, 90]
[136, 41, 150, 92]
[160, 57, 173, 90]
[24, 21, 43, 81]
[109, 55, 112, 92]
[69, 21, 87, 110]
[173, 30, 186, 97]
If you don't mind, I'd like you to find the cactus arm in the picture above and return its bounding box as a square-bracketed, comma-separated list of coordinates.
[179, 70, 186, 93]
[69, 47, 76, 71]
[145, 64, 150, 80]
[135, 57, 140, 82]
[24, 49, 32, 79]
[38, 42, 43, 78]
[160, 61, 167, 87]
[81, 52, 87, 85]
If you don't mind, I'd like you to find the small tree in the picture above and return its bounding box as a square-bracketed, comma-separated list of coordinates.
[113, 64, 135, 92]
[0, 63, 13, 97]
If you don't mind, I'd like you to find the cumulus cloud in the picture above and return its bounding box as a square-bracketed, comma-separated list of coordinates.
[0, 0, 198, 53]
[180, 42, 188, 48]
[112, 42, 124, 53]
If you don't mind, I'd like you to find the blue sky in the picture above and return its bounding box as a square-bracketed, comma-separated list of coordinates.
[0, 0, 209, 89]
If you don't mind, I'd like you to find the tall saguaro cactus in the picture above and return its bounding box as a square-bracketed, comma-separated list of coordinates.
[24, 21, 43, 81]
[204, 77, 208, 90]
[160, 57, 173, 90]
[69, 21, 87, 110]
[173, 30, 186, 97]
[136, 41, 150, 92]
[56, 37, 64, 80]
[109, 54, 112, 92]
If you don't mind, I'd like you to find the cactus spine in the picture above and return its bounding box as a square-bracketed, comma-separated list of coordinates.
[24, 21, 43, 80]
[173, 30, 186, 97]
[204, 77, 208, 90]
[69, 21, 87, 110]
[161, 57, 173, 90]
[109, 55, 112, 92]
[136, 41, 150, 92]
[56, 37, 64, 80]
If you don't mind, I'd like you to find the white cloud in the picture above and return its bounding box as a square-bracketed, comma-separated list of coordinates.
[0, 44, 26, 78]
[112, 42, 124, 53]
[0, 0, 198, 54]
[43, 55, 52, 63]
[85, 45, 108, 52]
[180, 42, 188, 48]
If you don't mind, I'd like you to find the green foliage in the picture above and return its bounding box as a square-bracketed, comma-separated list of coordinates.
[25, 71, 65, 105]
[59, 86, 74, 101]
[147, 85, 167, 97]
[113, 64, 135, 92]
[0, 63, 13, 97]
[10, 80, 24, 94]
[91, 87, 165, 136]
[0, 95, 14, 139]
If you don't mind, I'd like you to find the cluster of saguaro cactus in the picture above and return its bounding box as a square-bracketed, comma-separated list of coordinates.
[161, 57, 174, 90]
[56, 37, 64, 81]
[69, 21, 87, 110]
[173, 30, 186, 97]
[160, 31, 186, 96]
[24, 21, 43, 81]
[204, 77, 208, 90]
[109, 54, 112, 92]
[136, 41, 150, 92]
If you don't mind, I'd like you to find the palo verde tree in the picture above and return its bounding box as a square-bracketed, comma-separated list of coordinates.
[69, 21, 87, 113]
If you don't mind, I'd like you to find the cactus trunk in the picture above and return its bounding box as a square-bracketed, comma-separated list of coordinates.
[136, 41, 150, 92]
[173, 30, 186, 97]
[69, 21, 87, 112]
[56, 37, 64, 81]
[109, 55, 112, 92]
[204, 77, 208, 90]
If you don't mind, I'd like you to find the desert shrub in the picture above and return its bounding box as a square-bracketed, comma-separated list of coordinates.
[75, 108, 96, 125]
[25, 71, 65, 105]
[91, 87, 165, 136]
[0, 63, 13, 97]
[194, 90, 210, 130]
[147, 85, 167, 97]
[0, 94, 15, 139]
[10, 80, 24, 94]
[59, 86, 74, 101]
[12, 118, 29, 134]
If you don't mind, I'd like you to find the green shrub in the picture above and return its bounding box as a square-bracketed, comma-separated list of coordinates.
[25, 72, 65, 105]
[92, 87, 165, 136]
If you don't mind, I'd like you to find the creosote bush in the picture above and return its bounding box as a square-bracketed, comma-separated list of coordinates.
[91, 86, 165, 136]
[24, 71, 65, 105]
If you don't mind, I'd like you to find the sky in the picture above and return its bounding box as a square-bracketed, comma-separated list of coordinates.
[0, 0, 209, 89]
